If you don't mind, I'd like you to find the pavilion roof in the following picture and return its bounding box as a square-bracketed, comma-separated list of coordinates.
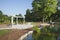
[12, 16, 25, 18]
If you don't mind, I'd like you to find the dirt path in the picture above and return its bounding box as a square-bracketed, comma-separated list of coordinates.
[0, 24, 10, 28]
[0, 28, 32, 40]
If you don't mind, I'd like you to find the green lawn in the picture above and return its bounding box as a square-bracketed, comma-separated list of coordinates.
[0, 30, 10, 36]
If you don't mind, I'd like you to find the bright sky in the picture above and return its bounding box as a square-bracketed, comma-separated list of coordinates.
[0, 0, 33, 16]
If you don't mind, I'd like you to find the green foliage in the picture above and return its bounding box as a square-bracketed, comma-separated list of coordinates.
[41, 26, 60, 33]
[25, 9, 32, 22]
[33, 26, 41, 33]
[33, 26, 60, 40]
[25, 9, 42, 22]
[44, 0, 58, 16]
[52, 10, 60, 22]
[16, 14, 22, 17]
[32, 0, 58, 22]
[25, 0, 58, 22]
[33, 26, 41, 40]
[0, 10, 11, 24]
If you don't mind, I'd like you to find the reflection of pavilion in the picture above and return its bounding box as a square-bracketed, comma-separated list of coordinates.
[11, 16, 33, 29]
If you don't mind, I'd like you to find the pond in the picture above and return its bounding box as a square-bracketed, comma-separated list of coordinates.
[24, 24, 60, 40]
[24, 34, 33, 40]
[24, 34, 60, 40]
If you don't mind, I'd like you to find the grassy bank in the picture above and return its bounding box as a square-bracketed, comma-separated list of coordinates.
[0, 30, 10, 36]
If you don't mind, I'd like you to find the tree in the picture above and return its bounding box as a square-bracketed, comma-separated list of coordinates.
[25, 9, 32, 22]
[25, 9, 44, 22]
[16, 14, 22, 16]
[0, 10, 10, 24]
[52, 10, 60, 22]
[0, 11, 3, 23]
[32, 0, 58, 23]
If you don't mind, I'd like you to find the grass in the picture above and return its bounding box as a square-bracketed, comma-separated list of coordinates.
[31, 22, 41, 26]
[0, 30, 10, 36]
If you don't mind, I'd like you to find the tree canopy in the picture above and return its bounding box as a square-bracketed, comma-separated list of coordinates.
[32, 0, 58, 22]
[25, 0, 58, 22]
[0, 10, 10, 24]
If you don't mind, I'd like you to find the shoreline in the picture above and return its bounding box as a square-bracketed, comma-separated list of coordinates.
[0, 28, 32, 40]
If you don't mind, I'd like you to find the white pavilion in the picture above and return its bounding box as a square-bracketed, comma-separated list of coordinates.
[11, 16, 33, 29]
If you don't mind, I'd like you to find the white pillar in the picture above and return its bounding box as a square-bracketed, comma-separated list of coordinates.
[23, 17, 25, 24]
[11, 16, 13, 27]
[16, 17, 18, 25]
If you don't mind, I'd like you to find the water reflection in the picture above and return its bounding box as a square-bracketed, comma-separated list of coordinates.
[32, 25, 60, 40]
[25, 24, 60, 40]
[24, 34, 33, 40]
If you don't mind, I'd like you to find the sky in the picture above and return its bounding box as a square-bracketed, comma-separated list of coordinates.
[0, 0, 33, 16]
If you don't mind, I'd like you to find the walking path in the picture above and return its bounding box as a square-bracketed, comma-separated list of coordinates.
[0, 24, 33, 30]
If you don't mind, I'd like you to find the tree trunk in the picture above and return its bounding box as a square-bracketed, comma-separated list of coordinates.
[50, 18, 52, 23]
[43, 16, 44, 23]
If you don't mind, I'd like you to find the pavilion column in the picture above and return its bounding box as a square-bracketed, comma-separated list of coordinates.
[23, 17, 25, 24]
[16, 17, 18, 25]
[11, 16, 13, 27]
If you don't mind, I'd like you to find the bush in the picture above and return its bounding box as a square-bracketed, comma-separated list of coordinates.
[33, 26, 41, 33]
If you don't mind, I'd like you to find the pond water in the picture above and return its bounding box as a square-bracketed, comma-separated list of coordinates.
[24, 34, 60, 40]
[24, 34, 33, 40]
[24, 24, 60, 40]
